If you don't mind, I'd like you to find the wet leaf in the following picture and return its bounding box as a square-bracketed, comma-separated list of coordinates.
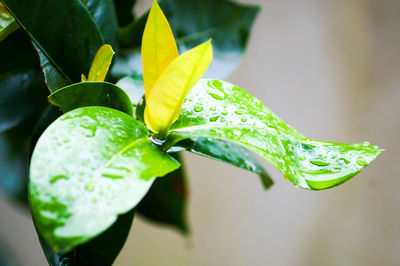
[48, 82, 133, 116]
[176, 138, 273, 189]
[39, 209, 134, 266]
[30, 107, 180, 252]
[163, 79, 382, 190]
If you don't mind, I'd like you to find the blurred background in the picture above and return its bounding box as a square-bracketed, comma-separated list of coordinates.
[1, 0, 399, 265]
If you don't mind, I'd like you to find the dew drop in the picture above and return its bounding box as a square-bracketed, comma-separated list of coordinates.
[50, 175, 68, 184]
[362, 141, 370, 146]
[194, 105, 203, 112]
[85, 182, 95, 191]
[241, 116, 248, 122]
[102, 173, 124, 179]
[209, 116, 219, 122]
[340, 158, 350, 164]
[356, 158, 367, 166]
[209, 92, 224, 100]
[310, 160, 330, 166]
[210, 106, 217, 111]
[221, 111, 228, 115]
[234, 110, 246, 115]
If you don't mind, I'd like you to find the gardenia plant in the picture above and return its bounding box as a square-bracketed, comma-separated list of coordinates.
[1, 0, 381, 264]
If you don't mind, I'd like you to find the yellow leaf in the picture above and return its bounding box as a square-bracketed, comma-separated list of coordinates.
[87, 44, 115, 82]
[145, 40, 213, 138]
[142, 0, 178, 99]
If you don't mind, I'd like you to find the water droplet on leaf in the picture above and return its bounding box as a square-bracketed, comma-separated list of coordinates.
[194, 105, 203, 112]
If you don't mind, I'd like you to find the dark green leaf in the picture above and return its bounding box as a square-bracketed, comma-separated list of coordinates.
[0, 68, 48, 133]
[0, 30, 38, 74]
[137, 153, 188, 233]
[0, 29, 49, 133]
[113, 0, 259, 79]
[34, 45, 70, 92]
[39, 209, 134, 266]
[48, 82, 134, 116]
[30, 0, 119, 92]
[2, 0, 105, 90]
[0, 121, 33, 204]
[176, 138, 273, 189]
[85, 0, 119, 49]
[0, 29, 49, 200]
[114, 0, 136, 27]
[164, 79, 382, 190]
[30, 106, 180, 252]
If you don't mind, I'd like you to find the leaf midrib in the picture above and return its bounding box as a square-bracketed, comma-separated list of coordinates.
[4, 0, 106, 84]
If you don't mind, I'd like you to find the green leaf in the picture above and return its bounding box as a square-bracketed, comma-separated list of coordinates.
[137, 153, 189, 233]
[39, 209, 134, 266]
[0, 3, 19, 41]
[0, 30, 48, 133]
[0, 29, 38, 74]
[114, 0, 136, 27]
[48, 82, 134, 116]
[163, 79, 382, 190]
[175, 138, 273, 189]
[0, 121, 34, 204]
[85, 0, 119, 49]
[0, 105, 60, 206]
[34, 45, 70, 92]
[2, 0, 105, 91]
[0, 68, 48, 133]
[123, 75, 273, 189]
[32, 0, 119, 92]
[0, 28, 49, 200]
[30, 106, 180, 251]
[113, 0, 259, 80]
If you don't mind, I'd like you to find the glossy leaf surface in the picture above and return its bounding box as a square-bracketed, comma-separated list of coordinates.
[120, 74, 272, 188]
[113, 0, 259, 80]
[176, 138, 273, 189]
[145, 41, 213, 136]
[30, 107, 180, 251]
[84, 0, 119, 49]
[0, 30, 48, 133]
[0, 3, 18, 41]
[0, 119, 37, 204]
[2, 0, 104, 87]
[164, 79, 381, 190]
[142, 0, 178, 96]
[137, 153, 188, 233]
[0, 69, 48, 133]
[39, 209, 134, 266]
[49, 82, 133, 116]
